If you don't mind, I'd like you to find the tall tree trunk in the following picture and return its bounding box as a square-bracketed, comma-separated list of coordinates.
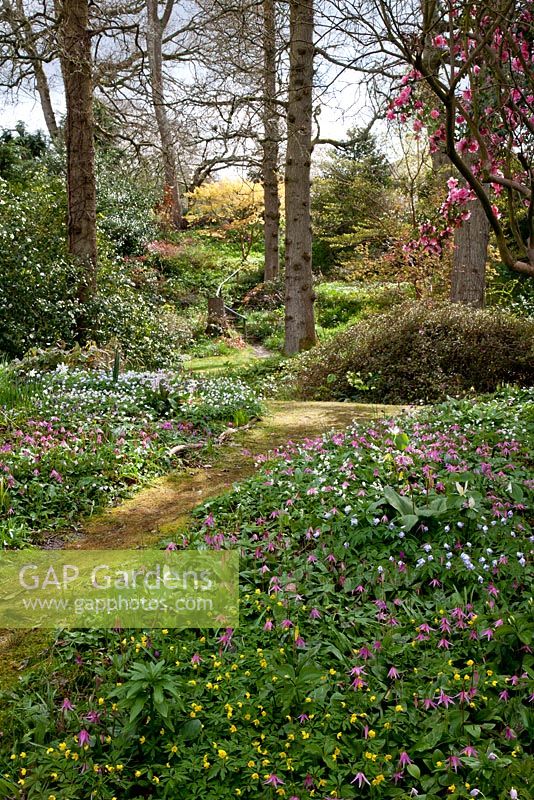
[451, 196, 490, 307]
[56, 0, 97, 341]
[262, 0, 280, 282]
[431, 151, 488, 306]
[284, 0, 315, 355]
[146, 0, 183, 229]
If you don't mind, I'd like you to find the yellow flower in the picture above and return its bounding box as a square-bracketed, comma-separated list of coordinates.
[368, 730, 376, 739]
[394, 704, 404, 712]
[218, 749, 228, 760]
[247, 760, 255, 768]
[135, 771, 142, 778]
[448, 785, 456, 793]
[252, 773, 259, 780]
[466, 659, 474, 667]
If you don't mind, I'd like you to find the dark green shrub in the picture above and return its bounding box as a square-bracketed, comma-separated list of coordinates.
[97, 172, 159, 256]
[90, 258, 194, 369]
[0, 171, 81, 358]
[291, 301, 534, 403]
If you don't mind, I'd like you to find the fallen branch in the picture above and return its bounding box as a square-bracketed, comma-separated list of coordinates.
[167, 417, 260, 457]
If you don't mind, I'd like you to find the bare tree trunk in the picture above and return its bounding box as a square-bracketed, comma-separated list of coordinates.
[8, 0, 60, 142]
[284, 0, 315, 355]
[451, 199, 490, 307]
[262, 0, 280, 282]
[56, 0, 97, 341]
[34, 61, 60, 143]
[146, 0, 183, 230]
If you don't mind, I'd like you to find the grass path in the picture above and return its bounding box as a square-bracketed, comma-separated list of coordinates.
[0, 400, 404, 688]
[73, 400, 403, 550]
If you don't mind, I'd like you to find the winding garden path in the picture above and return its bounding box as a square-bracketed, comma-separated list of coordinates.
[0, 400, 403, 687]
[73, 400, 403, 550]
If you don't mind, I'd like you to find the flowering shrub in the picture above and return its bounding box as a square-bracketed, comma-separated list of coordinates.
[380, 1, 534, 275]
[0, 388, 532, 799]
[0, 367, 262, 543]
[290, 302, 534, 403]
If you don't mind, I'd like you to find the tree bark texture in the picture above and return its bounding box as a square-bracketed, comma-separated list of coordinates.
[284, 0, 316, 355]
[146, 0, 183, 229]
[262, 0, 280, 282]
[56, 0, 97, 338]
[431, 151, 488, 306]
[206, 296, 228, 336]
[451, 197, 490, 307]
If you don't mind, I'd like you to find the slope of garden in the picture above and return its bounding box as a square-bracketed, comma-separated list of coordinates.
[1, 387, 532, 799]
[0, 366, 262, 548]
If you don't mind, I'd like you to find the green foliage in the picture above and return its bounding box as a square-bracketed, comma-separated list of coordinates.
[146, 234, 264, 306]
[0, 123, 48, 186]
[245, 308, 284, 345]
[91, 258, 191, 369]
[311, 128, 395, 266]
[0, 170, 81, 359]
[315, 282, 409, 329]
[96, 155, 159, 256]
[290, 301, 534, 403]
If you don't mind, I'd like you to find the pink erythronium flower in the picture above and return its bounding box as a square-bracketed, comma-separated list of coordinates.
[351, 771, 370, 787]
[447, 755, 462, 772]
[78, 729, 91, 747]
[264, 774, 284, 787]
[462, 746, 478, 757]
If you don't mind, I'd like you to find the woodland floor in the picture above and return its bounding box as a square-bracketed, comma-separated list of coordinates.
[0, 399, 405, 688]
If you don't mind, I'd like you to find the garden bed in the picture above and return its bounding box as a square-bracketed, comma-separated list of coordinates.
[0, 387, 532, 799]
